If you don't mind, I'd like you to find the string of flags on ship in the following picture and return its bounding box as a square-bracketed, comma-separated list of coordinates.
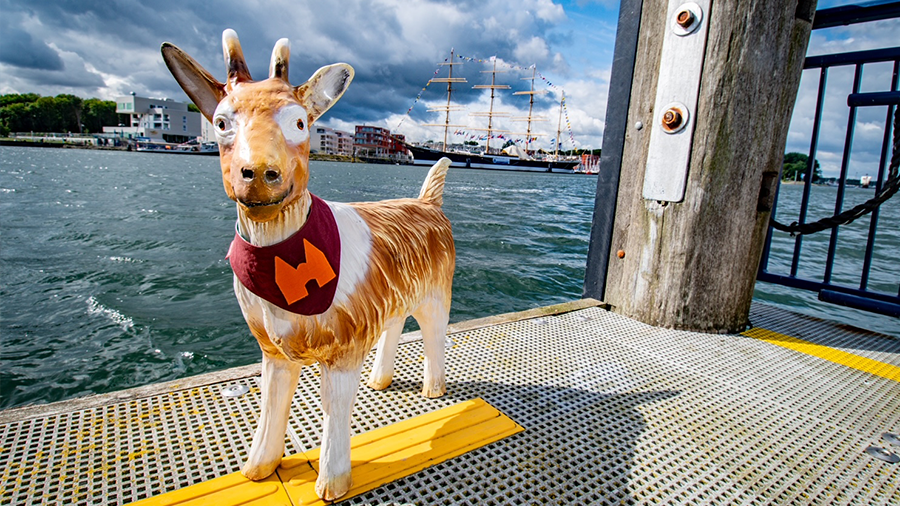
[396, 52, 578, 149]
[395, 54, 450, 130]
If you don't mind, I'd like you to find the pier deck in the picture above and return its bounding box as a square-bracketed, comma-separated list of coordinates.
[1, 301, 898, 505]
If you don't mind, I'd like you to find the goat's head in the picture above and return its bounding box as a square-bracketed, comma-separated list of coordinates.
[161, 30, 353, 222]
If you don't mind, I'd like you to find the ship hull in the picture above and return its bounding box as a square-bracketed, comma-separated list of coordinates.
[407, 145, 579, 173]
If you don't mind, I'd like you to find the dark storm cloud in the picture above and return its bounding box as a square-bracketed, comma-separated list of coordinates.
[13, 65, 105, 89]
[0, 15, 64, 70]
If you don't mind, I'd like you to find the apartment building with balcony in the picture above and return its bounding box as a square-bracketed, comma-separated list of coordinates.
[354, 125, 410, 162]
[103, 94, 202, 143]
[312, 126, 354, 156]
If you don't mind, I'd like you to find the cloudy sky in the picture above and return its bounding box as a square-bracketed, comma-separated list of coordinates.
[0, 0, 897, 177]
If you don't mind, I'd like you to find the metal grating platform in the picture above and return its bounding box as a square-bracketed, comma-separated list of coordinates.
[1, 301, 898, 505]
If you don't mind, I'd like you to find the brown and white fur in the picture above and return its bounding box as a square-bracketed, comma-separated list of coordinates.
[161, 30, 454, 501]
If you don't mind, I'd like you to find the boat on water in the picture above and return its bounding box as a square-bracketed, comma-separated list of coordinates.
[405, 143, 579, 173]
[577, 153, 600, 175]
[134, 137, 219, 155]
[403, 51, 581, 174]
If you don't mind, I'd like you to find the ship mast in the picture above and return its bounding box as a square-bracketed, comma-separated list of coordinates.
[424, 49, 467, 151]
[471, 57, 510, 154]
[512, 66, 548, 154]
[554, 91, 565, 159]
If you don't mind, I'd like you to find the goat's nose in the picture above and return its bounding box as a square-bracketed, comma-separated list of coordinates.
[240, 166, 282, 185]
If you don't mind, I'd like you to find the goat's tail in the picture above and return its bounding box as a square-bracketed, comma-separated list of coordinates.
[418, 157, 451, 207]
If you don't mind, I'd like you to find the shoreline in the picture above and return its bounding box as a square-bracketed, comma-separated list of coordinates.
[0, 139, 360, 162]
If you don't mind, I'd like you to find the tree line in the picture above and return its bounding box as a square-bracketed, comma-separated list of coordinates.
[783, 152, 822, 182]
[0, 93, 126, 137]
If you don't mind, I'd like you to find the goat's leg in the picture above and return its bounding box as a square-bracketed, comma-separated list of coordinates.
[366, 319, 404, 390]
[242, 353, 302, 480]
[316, 363, 363, 501]
[413, 295, 449, 398]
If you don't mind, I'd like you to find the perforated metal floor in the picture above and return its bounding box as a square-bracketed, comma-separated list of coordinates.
[1, 301, 898, 505]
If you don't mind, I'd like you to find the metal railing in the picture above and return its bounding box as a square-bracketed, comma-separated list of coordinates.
[756, 1, 900, 317]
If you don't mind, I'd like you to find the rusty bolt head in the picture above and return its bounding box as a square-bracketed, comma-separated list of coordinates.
[676, 9, 695, 29]
[616, 249, 626, 259]
[661, 108, 683, 131]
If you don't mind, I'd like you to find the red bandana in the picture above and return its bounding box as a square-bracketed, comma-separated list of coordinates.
[227, 194, 341, 315]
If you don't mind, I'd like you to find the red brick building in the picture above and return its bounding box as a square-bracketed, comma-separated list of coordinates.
[354, 126, 410, 162]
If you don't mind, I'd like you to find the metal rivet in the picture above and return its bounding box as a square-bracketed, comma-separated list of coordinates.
[617, 249, 626, 259]
[635, 121, 644, 130]
[865, 445, 900, 463]
[221, 384, 250, 398]
[884, 432, 900, 448]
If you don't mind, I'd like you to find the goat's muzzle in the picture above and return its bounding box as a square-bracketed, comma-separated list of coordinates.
[232, 164, 293, 221]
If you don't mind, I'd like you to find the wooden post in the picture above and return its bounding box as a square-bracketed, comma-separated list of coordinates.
[588, 0, 816, 332]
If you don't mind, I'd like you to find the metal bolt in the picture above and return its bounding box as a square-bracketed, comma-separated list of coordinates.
[865, 445, 900, 463]
[617, 249, 626, 259]
[221, 384, 250, 398]
[884, 432, 900, 448]
[676, 9, 695, 29]
[662, 108, 683, 131]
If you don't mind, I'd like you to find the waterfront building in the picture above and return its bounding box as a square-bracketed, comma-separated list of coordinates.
[102, 94, 202, 143]
[312, 126, 354, 156]
[354, 125, 410, 162]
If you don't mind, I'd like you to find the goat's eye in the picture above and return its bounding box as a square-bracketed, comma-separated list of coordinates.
[275, 105, 309, 144]
[213, 115, 233, 135]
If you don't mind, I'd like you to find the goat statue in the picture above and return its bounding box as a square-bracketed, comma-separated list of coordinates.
[161, 30, 455, 500]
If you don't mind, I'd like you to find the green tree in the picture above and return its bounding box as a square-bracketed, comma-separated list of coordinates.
[0, 93, 39, 108]
[0, 102, 35, 132]
[54, 94, 84, 132]
[32, 96, 64, 132]
[782, 152, 821, 182]
[82, 98, 120, 133]
[0, 93, 125, 135]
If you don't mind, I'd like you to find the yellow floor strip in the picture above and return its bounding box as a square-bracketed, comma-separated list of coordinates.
[742, 327, 900, 382]
[129, 398, 523, 506]
[128, 472, 288, 506]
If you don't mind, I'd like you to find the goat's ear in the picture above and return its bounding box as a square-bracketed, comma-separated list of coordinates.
[295, 63, 354, 124]
[161, 42, 226, 121]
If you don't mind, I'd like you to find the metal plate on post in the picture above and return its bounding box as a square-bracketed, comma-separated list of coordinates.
[642, 0, 711, 202]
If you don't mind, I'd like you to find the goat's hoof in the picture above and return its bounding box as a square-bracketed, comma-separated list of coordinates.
[421, 382, 446, 398]
[241, 459, 280, 481]
[367, 376, 392, 391]
[315, 471, 352, 501]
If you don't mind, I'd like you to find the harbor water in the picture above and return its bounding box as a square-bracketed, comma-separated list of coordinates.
[1, 146, 897, 409]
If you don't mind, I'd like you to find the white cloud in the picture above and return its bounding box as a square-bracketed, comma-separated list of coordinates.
[514, 37, 552, 66]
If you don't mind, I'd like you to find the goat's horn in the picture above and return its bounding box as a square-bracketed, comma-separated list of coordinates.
[269, 38, 290, 82]
[222, 29, 252, 83]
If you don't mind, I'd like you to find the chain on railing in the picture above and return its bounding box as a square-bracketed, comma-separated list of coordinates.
[770, 107, 900, 236]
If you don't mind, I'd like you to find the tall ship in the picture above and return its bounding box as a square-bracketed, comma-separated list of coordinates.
[403, 51, 580, 173]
